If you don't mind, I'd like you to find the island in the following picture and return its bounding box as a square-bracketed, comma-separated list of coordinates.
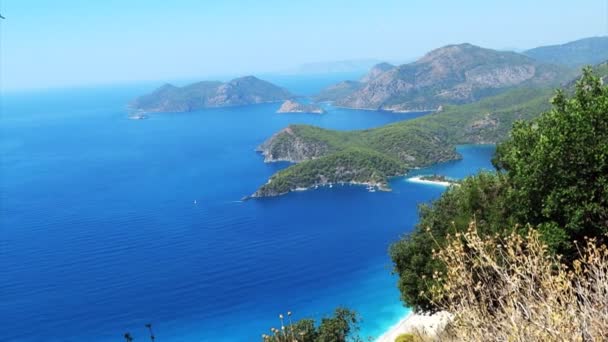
[277, 100, 325, 114]
[130, 76, 292, 113]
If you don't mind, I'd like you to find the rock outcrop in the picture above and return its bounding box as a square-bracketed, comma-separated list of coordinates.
[277, 100, 325, 114]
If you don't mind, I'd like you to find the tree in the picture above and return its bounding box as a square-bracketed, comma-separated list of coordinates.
[262, 308, 361, 342]
[390, 173, 510, 312]
[494, 67, 608, 254]
[390, 67, 608, 312]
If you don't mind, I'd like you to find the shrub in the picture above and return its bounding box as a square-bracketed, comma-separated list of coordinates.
[394, 333, 416, 342]
[430, 221, 608, 341]
[261, 308, 362, 342]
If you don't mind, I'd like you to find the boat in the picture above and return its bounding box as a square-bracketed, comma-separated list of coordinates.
[129, 114, 148, 120]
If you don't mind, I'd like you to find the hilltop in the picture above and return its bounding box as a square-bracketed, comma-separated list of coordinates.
[523, 36, 608, 68]
[316, 43, 570, 112]
[130, 76, 292, 113]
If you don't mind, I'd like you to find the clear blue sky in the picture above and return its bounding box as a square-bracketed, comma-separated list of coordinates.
[1, 0, 606, 90]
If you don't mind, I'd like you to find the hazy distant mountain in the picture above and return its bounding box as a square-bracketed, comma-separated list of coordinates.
[131, 76, 292, 113]
[524, 36, 608, 68]
[315, 80, 364, 102]
[285, 59, 383, 75]
[317, 43, 568, 112]
[359, 62, 396, 83]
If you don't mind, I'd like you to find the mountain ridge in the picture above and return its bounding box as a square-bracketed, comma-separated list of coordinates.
[523, 36, 608, 67]
[317, 43, 571, 112]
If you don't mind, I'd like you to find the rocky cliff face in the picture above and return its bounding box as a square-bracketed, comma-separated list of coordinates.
[256, 126, 331, 163]
[326, 44, 565, 112]
[130, 76, 292, 113]
[277, 100, 325, 114]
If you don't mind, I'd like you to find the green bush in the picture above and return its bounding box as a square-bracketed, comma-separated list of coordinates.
[395, 333, 416, 342]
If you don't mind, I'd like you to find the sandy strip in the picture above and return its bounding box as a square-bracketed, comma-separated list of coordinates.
[407, 176, 452, 187]
[375, 311, 452, 342]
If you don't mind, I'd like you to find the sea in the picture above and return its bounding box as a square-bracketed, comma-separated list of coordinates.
[0, 74, 496, 342]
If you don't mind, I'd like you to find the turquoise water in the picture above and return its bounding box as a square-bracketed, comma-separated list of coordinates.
[0, 77, 495, 341]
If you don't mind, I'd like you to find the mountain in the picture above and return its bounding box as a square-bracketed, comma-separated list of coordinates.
[285, 59, 383, 75]
[316, 43, 569, 112]
[252, 63, 608, 198]
[315, 62, 395, 102]
[359, 62, 396, 82]
[524, 36, 608, 68]
[130, 76, 292, 113]
[315, 80, 363, 102]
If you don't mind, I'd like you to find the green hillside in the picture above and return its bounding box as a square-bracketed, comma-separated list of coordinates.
[253, 65, 607, 197]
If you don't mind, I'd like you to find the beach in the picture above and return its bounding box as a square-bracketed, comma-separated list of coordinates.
[407, 176, 453, 187]
[376, 311, 451, 342]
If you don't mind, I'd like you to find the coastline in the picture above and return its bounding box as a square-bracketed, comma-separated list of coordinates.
[331, 104, 436, 114]
[407, 176, 452, 187]
[246, 180, 390, 199]
[376, 311, 451, 342]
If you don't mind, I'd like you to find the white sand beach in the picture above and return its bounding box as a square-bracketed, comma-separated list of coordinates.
[407, 176, 452, 187]
[376, 311, 452, 342]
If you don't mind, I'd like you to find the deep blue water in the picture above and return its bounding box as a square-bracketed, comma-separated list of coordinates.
[0, 77, 496, 342]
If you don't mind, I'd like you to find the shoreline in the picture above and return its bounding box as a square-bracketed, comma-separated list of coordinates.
[375, 311, 451, 342]
[246, 180, 390, 199]
[407, 176, 453, 187]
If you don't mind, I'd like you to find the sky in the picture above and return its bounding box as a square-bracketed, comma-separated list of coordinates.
[1, 0, 607, 90]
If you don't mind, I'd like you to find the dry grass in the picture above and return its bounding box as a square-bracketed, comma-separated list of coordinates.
[427, 221, 608, 341]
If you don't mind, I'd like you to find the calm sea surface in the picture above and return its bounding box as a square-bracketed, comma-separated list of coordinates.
[0, 76, 495, 341]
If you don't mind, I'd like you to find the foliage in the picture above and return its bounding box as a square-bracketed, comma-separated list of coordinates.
[394, 333, 416, 342]
[257, 79, 564, 196]
[389, 172, 511, 312]
[255, 147, 408, 196]
[123, 323, 155, 341]
[431, 221, 608, 341]
[390, 67, 608, 312]
[261, 308, 362, 342]
[494, 67, 608, 254]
